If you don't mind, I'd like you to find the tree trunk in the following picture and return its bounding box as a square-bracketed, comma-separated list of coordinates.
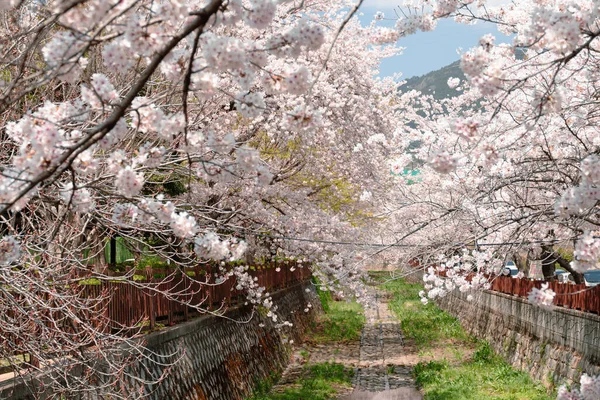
[541, 248, 556, 281]
[540, 245, 584, 284]
[513, 251, 530, 276]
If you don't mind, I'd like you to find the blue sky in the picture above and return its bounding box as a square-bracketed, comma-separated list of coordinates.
[359, 1, 511, 79]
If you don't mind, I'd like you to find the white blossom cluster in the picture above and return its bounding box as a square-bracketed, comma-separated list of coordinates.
[527, 283, 555, 311]
[111, 197, 248, 260]
[81, 73, 119, 108]
[558, 373, 600, 400]
[571, 231, 600, 273]
[371, 10, 435, 45]
[220, 264, 280, 323]
[460, 39, 506, 97]
[194, 232, 248, 261]
[554, 155, 600, 217]
[0, 0, 19, 10]
[447, 77, 460, 89]
[433, 0, 468, 17]
[429, 151, 458, 174]
[59, 185, 94, 213]
[525, 8, 583, 55]
[452, 118, 479, 141]
[420, 250, 499, 303]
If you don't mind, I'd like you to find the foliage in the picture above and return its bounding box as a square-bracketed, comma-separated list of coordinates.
[308, 363, 355, 384]
[414, 360, 448, 387]
[78, 278, 101, 285]
[555, 248, 573, 266]
[248, 372, 281, 399]
[473, 341, 494, 363]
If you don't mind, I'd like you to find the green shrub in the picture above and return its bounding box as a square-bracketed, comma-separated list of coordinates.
[137, 254, 169, 269]
[414, 360, 447, 387]
[473, 341, 494, 363]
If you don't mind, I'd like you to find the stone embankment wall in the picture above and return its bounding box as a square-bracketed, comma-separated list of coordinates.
[1, 281, 320, 400]
[437, 289, 600, 387]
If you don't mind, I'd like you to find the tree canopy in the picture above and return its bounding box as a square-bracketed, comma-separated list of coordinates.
[0, 0, 599, 397]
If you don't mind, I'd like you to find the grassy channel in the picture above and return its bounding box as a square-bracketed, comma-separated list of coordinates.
[248, 362, 354, 400]
[375, 273, 553, 400]
[379, 277, 471, 348]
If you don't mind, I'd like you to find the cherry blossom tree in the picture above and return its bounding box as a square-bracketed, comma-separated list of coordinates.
[379, 0, 600, 287]
[0, 0, 406, 396]
[365, 1, 600, 397]
[4, 0, 599, 397]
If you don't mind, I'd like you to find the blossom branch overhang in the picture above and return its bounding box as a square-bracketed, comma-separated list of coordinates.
[0, 0, 226, 216]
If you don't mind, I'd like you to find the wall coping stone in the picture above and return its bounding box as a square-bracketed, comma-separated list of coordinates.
[484, 289, 600, 324]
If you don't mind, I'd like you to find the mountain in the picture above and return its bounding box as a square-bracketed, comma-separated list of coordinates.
[399, 60, 464, 100]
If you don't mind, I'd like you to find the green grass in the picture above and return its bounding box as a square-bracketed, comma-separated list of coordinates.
[367, 270, 394, 284]
[310, 299, 365, 343]
[247, 284, 362, 398]
[313, 280, 333, 313]
[379, 275, 553, 400]
[414, 342, 551, 399]
[379, 277, 471, 348]
[248, 362, 354, 400]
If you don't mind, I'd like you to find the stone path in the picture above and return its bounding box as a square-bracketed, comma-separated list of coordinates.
[341, 292, 422, 400]
[272, 290, 422, 399]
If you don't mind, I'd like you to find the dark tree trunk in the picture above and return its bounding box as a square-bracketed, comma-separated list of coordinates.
[540, 245, 584, 284]
[541, 248, 556, 281]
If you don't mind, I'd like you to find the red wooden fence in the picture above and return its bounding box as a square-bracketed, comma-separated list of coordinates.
[82, 260, 312, 331]
[411, 258, 599, 314]
[0, 260, 311, 372]
[490, 276, 600, 314]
